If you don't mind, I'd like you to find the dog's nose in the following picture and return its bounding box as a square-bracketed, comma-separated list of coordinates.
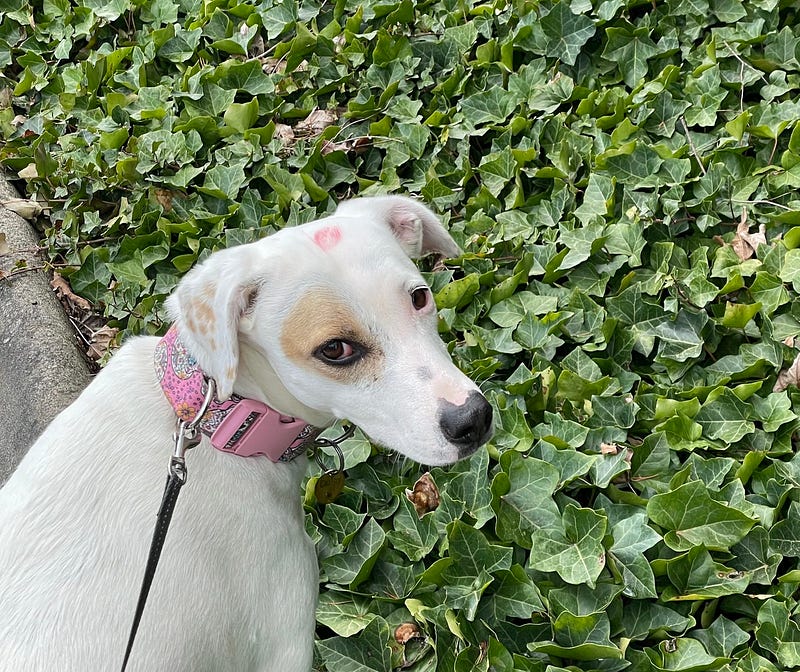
[438, 391, 493, 457]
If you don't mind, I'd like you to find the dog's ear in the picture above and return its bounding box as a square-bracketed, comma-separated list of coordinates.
[336, 195, 461, 259]
[165, 246, 258, 400]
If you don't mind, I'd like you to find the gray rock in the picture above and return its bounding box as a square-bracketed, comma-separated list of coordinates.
[0, 173, 91, 484]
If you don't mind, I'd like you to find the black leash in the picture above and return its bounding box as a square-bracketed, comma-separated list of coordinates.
[118, 372, 352, 670]
[119, 380, 214, 672]
[120, 460, 187, 671]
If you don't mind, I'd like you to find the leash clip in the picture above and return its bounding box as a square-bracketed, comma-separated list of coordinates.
[170, 378, 217, 484]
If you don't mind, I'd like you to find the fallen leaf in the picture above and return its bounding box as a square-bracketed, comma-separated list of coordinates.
[731, 210, 767, 261]
[51, 273, 92, 311]
[405, 471, 440, 516]
[0, 232, 9, 255]
[394, 622, 421, 644]
[274, 123, 294, 145]
[295, 109, 338, 137]
[774, 351, 800, 392]
[321, 136, 371, 155]
[17, 163, 38, 180]
[87, 325, 119, 360]
[601, 442, 619, 455]
[2, 197, 44, 220]
[154, 188, 175, 212]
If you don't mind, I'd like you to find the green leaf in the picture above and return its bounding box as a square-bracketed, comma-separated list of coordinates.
[224, 97, 259, 132]
[650, 637, 727, 671]
[769, 501, 800, 557]
[647, 481, 756, 551]
[756, 599, 800, 668]
[458, 88, 518, 126]
[529, 504, 608, 586]
[602, 143, 664, 184]
[661, 545, 749, 601]
[316, 590, 377, 637]
[322, 518, 386, 588]
[694, 387, 756, 443]
[315, 616, 392, 672]
[603, 24, 661, 87]
[540, 2, 596, 67]
[492, 451, 561, 546]
[198, 165, 246, 200]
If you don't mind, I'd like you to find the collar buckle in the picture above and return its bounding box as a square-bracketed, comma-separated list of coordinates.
[209, 398, 313, 463]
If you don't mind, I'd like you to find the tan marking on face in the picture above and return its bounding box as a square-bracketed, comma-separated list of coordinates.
[281, 289, 384, 383]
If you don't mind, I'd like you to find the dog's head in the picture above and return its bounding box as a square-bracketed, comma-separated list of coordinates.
[166, 195, 492, 466]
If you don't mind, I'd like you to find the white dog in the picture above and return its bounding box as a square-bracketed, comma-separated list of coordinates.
[0, 196, 492, 671]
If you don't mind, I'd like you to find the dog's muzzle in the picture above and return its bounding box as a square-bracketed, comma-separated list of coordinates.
[438, 391, 493, 458]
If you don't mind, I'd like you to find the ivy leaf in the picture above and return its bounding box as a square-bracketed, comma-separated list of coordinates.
[529, 504, 608, 586]
[492, 451, 561, 547]
[316, 590, 377, 637]
[603, 23, 661, 87]
[315, 616, 393, 672]
[540, 2, 596, 67]
[694, 387, 756, 443]
[647, 481, 756, 551]
[198, 165, 246, 201]
[322, 518, 386, 588]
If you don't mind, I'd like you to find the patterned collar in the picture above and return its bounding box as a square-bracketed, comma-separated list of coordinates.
[154, 326, 320, 462]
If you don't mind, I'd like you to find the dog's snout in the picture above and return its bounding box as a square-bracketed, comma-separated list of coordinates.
[439, 391, 493, 457]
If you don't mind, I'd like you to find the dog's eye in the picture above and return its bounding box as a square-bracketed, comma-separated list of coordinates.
[410, 287, 430, 311]
[316, 340, 361, 365]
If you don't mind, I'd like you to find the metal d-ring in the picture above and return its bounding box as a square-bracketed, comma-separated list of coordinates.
[170, 378, 218, 482]
[312, 424, 354, 474]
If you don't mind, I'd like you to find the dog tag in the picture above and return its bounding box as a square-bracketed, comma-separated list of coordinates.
[315, 471, 345, 504]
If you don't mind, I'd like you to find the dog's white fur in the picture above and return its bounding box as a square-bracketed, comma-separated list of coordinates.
[0, 196, 491, 671]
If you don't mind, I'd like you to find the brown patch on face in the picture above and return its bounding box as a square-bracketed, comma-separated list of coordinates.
[281, 289, 384, 383]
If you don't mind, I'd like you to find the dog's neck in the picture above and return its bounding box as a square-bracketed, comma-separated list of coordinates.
[154, 326, 321, 462]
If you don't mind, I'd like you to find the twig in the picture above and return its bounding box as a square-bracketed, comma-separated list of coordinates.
[680, 116, 707, 175]
[730, 198, 792, 211]
[0, 264, 46, 280]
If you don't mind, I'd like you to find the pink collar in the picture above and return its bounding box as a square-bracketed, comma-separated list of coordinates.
[154, 326, 320, 462]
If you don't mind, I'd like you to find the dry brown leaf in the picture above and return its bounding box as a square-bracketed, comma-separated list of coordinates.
[0, 232, 9, 256]
[261, 57, 286, 74]
[154, 188, 176, 212]
[274, 123, 294, 146]
[731, 210, 767, 261]
[394, 622, 421, 645]
[87, 325, 119, 361]
[600, 442, 618, 455]
[774, 351, 800, 392]
[295, 109, 338, 137]
[17, 163, 38, 180]
[2, 197, 44, 220]
[51, 273, 92, 311]
[405, 471, 440, 516]
[321, 136, 371, 156]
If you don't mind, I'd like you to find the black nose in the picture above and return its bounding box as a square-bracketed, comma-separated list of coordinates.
[439, 391, 493, 457]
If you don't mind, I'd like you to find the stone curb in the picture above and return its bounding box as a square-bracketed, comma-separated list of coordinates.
[0, 173, 92, 484]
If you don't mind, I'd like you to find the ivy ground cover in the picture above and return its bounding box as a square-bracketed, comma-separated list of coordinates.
[3, 0, 800, 670]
